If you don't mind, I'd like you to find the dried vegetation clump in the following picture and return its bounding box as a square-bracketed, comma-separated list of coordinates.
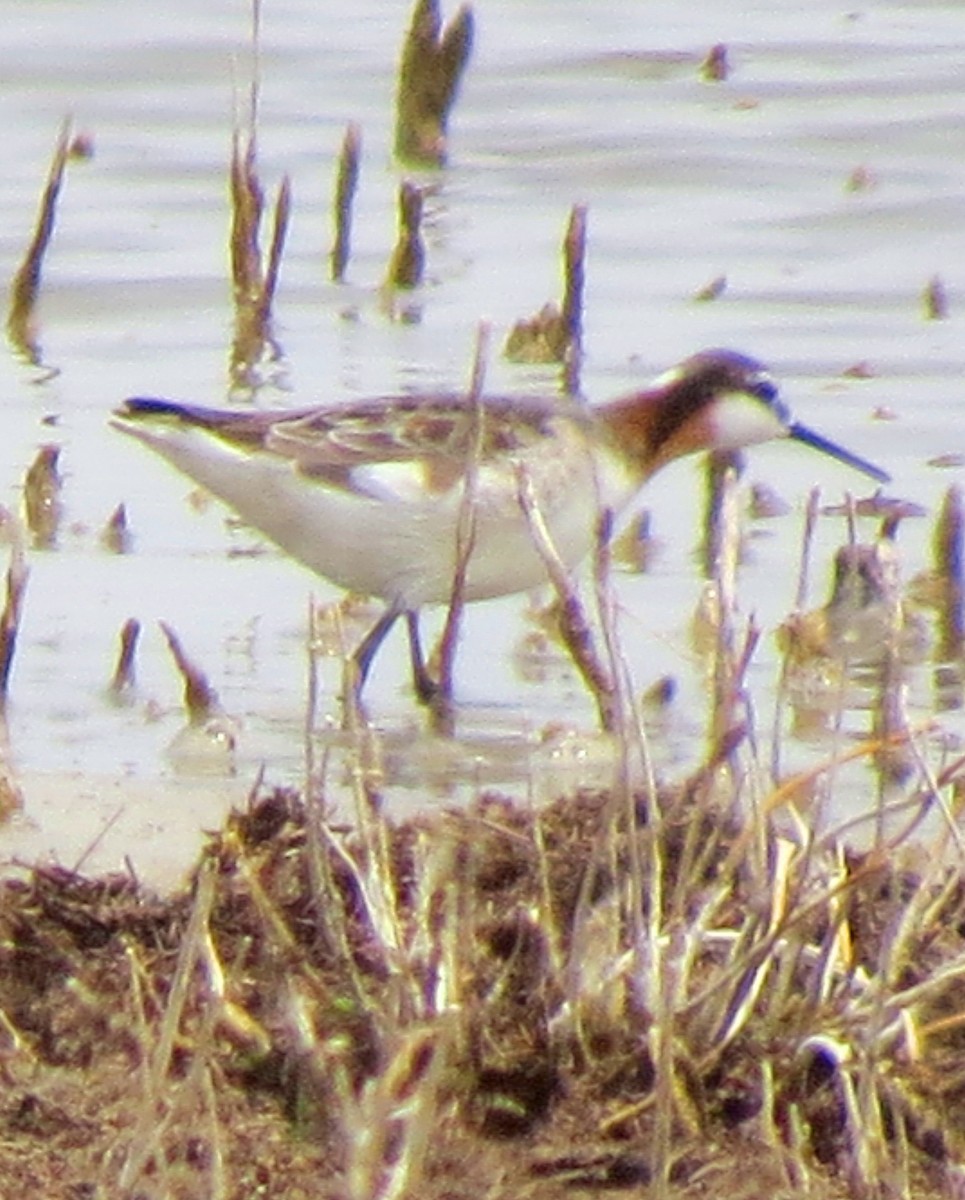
[3, 777, 965, 1198]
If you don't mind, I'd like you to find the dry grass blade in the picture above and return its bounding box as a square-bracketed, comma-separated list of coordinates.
[394, 0, 474, 166]
[515, 466, 616, 730]
[116, 860, 218, 1194]
[330, 121, 362, 282]
[430, 322, 490, 734]
[7, 119, 71, 366]
[332, 1018, 455, 1200]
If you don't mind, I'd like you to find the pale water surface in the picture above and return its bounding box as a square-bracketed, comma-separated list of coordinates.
[1, 0, 965, 884]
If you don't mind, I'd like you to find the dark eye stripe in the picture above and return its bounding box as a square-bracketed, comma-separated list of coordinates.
[748, 374, 795, 425]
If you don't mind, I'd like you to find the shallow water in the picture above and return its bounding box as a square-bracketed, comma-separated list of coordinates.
[1, 0, 965, 885]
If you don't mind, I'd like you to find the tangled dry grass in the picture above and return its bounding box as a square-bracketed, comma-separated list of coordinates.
[3, 759, 965, 1198]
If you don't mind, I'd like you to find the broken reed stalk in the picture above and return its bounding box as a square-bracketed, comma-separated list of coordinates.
[504, 205, 589, 374]
[229, 161, 291, 384]
[516, 467, 616, 731]
[394, 0, 474, 166]
[228, 51, 291, 388]
[699, 448, 743, 581]
[229, 127, 265, 304]
[330, 122, 362, 282]
[385, 181, 426, 289]
[431, 321, 490, 734]
[7, 119, 71, 365]
[0, 546, 28, 708]
[231, 0, 264, 295]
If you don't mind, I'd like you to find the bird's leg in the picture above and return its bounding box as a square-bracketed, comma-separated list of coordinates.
[349, 606, 402, 706]
[405, 610, 440, 705]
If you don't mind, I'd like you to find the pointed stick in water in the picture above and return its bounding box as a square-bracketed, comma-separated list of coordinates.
[796, 486, 822, 611]
[700, 43, 730, 82]
[330, 122, 362, 283]
[109, 618, 141, 699]
[922, 275, 948, 320]
[257, 174, 292, 326]
[7, 119, 72, 364]
[561, 203, 587, 396]
[100, 503, 132, 554]
[23, 444, 63, 549]
[394, 0, 474, 166]
[431, 321, 490, 734]
[159, 621, 221, 724]
[385, 181, 426, 289]
[0, 546, 29, 708]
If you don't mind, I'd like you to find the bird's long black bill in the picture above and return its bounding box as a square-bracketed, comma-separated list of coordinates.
[787, 422, 890, 485]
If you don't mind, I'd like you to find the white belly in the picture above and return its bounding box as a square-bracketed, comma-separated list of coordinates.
[122, 417, 641, 608]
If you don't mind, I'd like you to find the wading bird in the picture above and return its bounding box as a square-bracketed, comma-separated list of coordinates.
[112, 349, 888, 706]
